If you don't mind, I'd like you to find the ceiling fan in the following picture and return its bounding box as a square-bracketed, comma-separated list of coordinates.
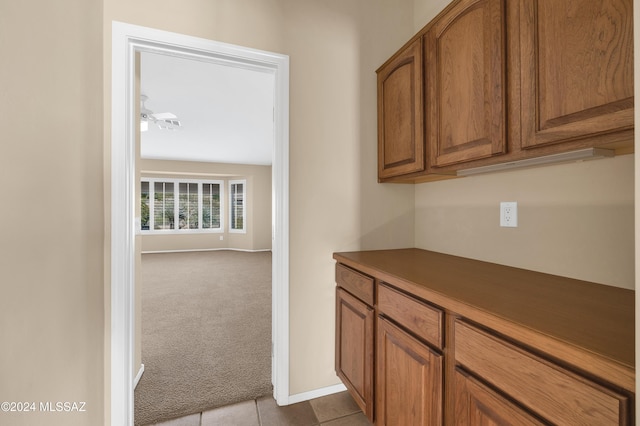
[140, 94, 181, 131]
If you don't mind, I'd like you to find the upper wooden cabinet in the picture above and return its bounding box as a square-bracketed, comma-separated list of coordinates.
[518, 0, 634, 150]
[376, 0, 634, 182]
[377, 38, 425, 180]
[426, 0, 507, 167]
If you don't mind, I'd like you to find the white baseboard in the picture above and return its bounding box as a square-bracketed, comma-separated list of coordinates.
[141, 248, 271, 254]
[286, 383, 347, 405]
[133, 364, 145, 389]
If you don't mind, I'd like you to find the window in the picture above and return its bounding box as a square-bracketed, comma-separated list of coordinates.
[229, 180, 246, 233]
[178, 182, 198, 230]
[202, 182, 221, 230]
[141, 181, 150, 230]
[154, 181, 175, 230]
[141, 179, 224, 233]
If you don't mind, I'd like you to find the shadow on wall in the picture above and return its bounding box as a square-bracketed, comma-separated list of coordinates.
[360, 208, 416, 250]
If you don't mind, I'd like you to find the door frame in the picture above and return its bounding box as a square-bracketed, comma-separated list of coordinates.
[110, 21, 290, 425]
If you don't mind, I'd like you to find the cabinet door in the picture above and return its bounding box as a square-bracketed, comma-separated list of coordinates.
[376, 317, 442, 425]
[335, 288, 374, 421]
[519, 0, 634, 149]
[454, 369, 545, 425]
[427, 0, 507, 167]
[377, 38, 424, 179]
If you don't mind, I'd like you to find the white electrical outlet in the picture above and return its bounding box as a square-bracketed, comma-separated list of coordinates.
[500, 202, 518, 227]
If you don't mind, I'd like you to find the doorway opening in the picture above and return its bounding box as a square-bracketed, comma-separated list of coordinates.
[111, 22, 290, 425]
[135, 50, 276, 424]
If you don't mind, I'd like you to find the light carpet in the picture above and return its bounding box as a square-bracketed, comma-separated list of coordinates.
[134, 250, 272, 425]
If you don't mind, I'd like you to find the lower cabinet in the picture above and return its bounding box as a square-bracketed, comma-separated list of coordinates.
[376, 317, 443, 425]
[454, 320, 631, 425]
[333, 253, 634, 425]
[335, 287, 375, 421]
[454, 368, 545, 426]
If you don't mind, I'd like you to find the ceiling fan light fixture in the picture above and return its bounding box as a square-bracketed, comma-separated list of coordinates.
[140, 94, 181, 131]
[157, 119, 182, 130]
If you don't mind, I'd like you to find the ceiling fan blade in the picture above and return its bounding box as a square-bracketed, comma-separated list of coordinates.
[152, 112, 178, 120]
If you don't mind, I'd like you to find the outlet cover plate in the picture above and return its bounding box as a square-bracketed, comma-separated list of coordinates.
[500, 202, 518, 227]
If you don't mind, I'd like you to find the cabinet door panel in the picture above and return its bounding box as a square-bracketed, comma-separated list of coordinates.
[428, 0, 506, 167]
[376, 317, 442, 425]
[335, 288, 374, 421]
[377, 38, 425, 179]
[455, 369, 546, 425]
[520, 0, 633, 148]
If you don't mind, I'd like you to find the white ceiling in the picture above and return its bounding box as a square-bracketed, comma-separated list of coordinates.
[140, 52, 275, 165]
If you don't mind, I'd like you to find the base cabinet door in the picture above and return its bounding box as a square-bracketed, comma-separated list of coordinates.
[335, 288, 375, 421]
[454, 369, 545, 425]
[376, 317, 443, 425]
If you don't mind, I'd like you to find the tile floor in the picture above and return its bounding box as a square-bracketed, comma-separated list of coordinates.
[144, 391, 372, 426]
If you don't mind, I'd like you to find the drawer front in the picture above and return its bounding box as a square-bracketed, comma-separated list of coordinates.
[378, 283, 443, 349]
[336, 263, 374, 306]
[455, 320, 630, 425]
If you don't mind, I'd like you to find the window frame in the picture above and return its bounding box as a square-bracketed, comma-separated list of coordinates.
[229, 179, 247, 234]
[141, 178, 225, 234]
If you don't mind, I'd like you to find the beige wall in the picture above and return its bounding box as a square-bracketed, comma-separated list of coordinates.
[105, 0, 416, 400]
[139, 160, 272, 252]
[415, 155, 634, 289]
[413, 0, 450, 31]
[0, 1, 104, 426]
[284, 0, 416, 394]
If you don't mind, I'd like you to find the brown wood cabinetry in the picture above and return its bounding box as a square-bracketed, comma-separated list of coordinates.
[376, 317, 443, 425]
[334, 248, 634, 425]
[426, 0, 507, 167]
[518, 0, 634, 151]
[378, 283, 443, 349]
[455, 320, 630, 425]
[377, 38, 425, 180]
[376, 0, 634, 182]
[335, 272, 375, 421]
[454, 368, 545, 425]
